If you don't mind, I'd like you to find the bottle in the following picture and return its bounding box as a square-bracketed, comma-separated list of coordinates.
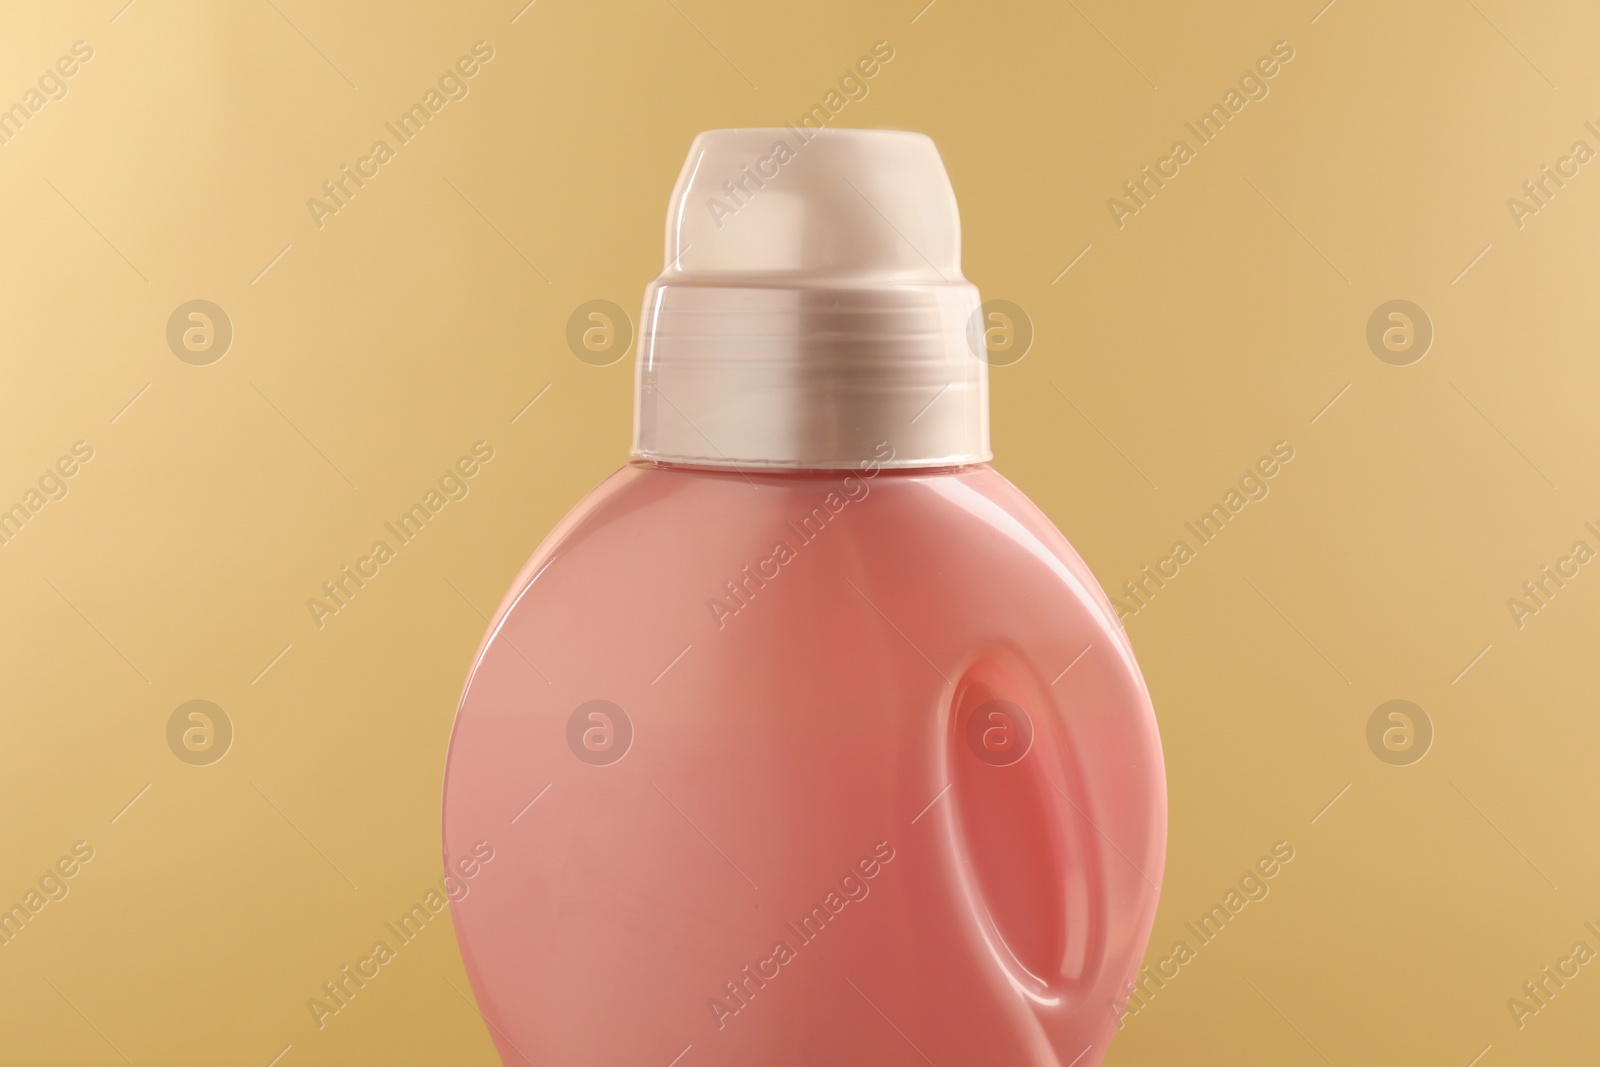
[442, 128, 1165, 1067]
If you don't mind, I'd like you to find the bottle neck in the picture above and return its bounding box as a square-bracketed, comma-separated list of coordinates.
[631, 459, 988, 478]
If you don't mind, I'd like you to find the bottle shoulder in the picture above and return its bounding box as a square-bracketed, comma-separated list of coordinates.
[483, 461, 1133, 667]
[558, 461, 1063, 549]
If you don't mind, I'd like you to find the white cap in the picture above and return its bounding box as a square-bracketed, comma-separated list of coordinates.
[632, 128, 990, 469]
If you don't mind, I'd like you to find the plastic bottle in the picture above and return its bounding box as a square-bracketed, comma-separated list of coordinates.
[442, 128, 1165, 1067]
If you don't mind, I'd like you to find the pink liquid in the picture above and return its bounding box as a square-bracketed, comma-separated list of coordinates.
[442, 460, 1165, 1066]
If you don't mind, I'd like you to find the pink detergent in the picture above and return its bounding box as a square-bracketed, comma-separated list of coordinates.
[443, 128, 1165, 1066]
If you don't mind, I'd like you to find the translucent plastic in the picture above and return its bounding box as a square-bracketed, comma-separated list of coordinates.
[442, 461, 1165, 1066]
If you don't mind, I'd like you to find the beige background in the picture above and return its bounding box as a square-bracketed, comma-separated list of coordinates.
[2, 0, 1598, 1064]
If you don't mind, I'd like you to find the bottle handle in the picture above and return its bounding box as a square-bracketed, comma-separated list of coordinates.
[944, 649, 1161, 1009]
